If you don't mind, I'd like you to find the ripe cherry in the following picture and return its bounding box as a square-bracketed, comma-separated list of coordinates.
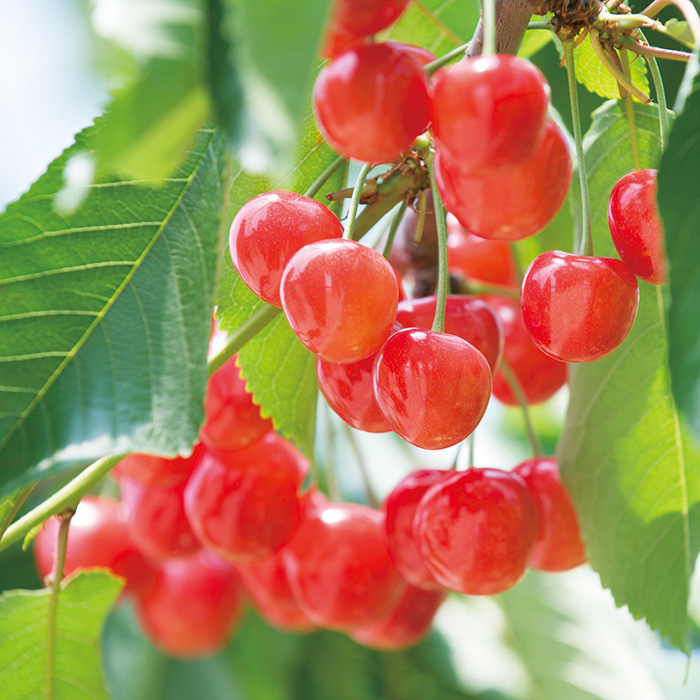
[414, 468, 537, 595]
[520, 251, 640, 363]
[113, 444, 204, 489]
[608, 169, 667, 285]
[431, 55, 550, 173]
[373, 328, 492, 450]
[280, 238, 398, 364]
[513, 457, 587, 572]
[313, 43, 431, 163]
[483, 295, 567, 405]
[384, 468, 448, 590]
[324, 0, 411, 39]
[283, 503, 403, 630]
[434, 120, 571, 240]
[183, 434, 308, 563]
[136, 551, 243, 658]
[228, 191, 344, 307]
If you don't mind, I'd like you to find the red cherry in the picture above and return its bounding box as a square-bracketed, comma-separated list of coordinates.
[384, 468, 448, 590]
[414, 468, 537, 595]
[325, 0, 411, 39]
[431, 55, 550, 174]
[434, 120, 571, 240]
[229, 191, 344, 307]
[183, 435, 309, 563]
[513, 457, 587, 572]
[520, 251, 640, 363]
[34, 497, 151, 597]
[283, 503, 403, 630]
[373, 328, 492, 450]
[313, 43, 431, 163]
[446, 216, 519, 288]
[120, 476, 200, 561]
[395, 295, 503, 372]
[608, 169, 667, 285]
[113, 444, 204, 489]
[136, 551, 243, 658]
[483, 295, 567, 406]
[385, 41, 437, 66]
[200, 356, 272, 453]
[350, 583, 446, 651]
[280, 239, 398, 363]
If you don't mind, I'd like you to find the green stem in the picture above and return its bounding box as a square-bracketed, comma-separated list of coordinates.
[468, 431, 476, 468]
[641, 33, 669, 149]
[499, 359, 543, 457]
[304, 155, 347, 199]
[325, 410, 340, 502]
[414, 190, 427, 244]
[589, 30, 650, 102]
[427, 155, 449, 333]
[340, 422, 379, 509]
[481, 0, 497, 56]
[620, 49, 642, 170]
[342, 163, 373, 241]
[382, 202, 407, 259]
[425, 42, 470, 75]
[563, 40, 594, 257]
[0, 487, 33, 540]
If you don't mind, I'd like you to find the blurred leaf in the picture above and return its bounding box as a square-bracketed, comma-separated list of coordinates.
[574, 39, 649, 101]
[558, 99, 700, 652]
[658, 70, 700, 445]
[0, 124, 226, 497]
[518, 23, 553, 59]
[665, 19, 694, 49]
[0, 571, 121, 700]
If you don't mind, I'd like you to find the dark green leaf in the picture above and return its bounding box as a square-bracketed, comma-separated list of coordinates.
[0, 571, 121, 700]
[0, 124, 226, 496]
[558, 99, 700, 651]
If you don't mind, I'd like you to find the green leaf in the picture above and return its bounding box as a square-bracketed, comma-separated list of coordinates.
[0, 571, 121, 700]
[659, 71, 700, 446]
[665, 19, 694, 49]
[558, 99, 700, 651]
[518, 24, 554, 59]
[0, 124, 226, 496]
[574, 40, 649, 101]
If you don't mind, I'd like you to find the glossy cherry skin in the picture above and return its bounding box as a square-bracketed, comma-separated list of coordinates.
[520, 251, 640, 363]
[434, 120, 571, 240]
[350, 583, 446, 651]
[483, 295, 567, 405]
[447, 216, 519, 288]
[34, 497, 151, 597]
[326, 0, 411, 38]
[113, 443, 205, 489]
[281, 239, 399, 363]
[313, 43, 431, 163]
[414, 468, 537, 595]
[608, 169, 667, 285]
[373, 328, 492, 450]
[395, 295, 503, 372]
[135, 551, 244, 658]
[513, 457, 587, 572]
[120, 476, 200, 562]
[199, 356, 272, 453]
[229, 191, 344, 307]
[183, 434, 309, 563]
[431, 55, 550, 174]
[384, 468, 448, 590]
[283, 503, 404, 630]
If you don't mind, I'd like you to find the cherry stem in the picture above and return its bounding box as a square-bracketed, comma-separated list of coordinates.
[480, 0, 497, 56]
[46, 509, 74, 700]
[304, 155, 347, 199]
[468, 431, 476, 468]
[343, 162, 373, 241]
[620, 35, 692, 62]
[414, 189, 427, 245]
[382, 201, 407, 259]
[498, 359, 543, 457]
[426, 153, 449, 334]
[324, 409, 341, 502]
[425, 42, 470, 75]
[620, 49, 643, 170]
[590, 30, 651, 102]
[340, 422, 379, 509]
[640, 0, 700, 43]
[0, 487, 33, 541]
[646, 62, 670, 150]
[563, 40, 594, 257]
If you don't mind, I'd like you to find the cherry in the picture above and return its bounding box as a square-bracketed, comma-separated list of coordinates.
[280, 238, 398, 364]
[282, 502, 403, 630]
[350, 583, 446, 651]
[395, 295, 503, 372]
[512, 457, 587, 572]
[34, 497, 151, 597]
[483, 295, 567, 406]
[447, 216, 519, 289]
[313, 43, 431, 163]
[183, 434, 308, 563]
[431, 55, 550, 174]
[608, 169, 667, 285]
[373, 328, 492, 450]
[414, 468, 537, 595]
[324, 0, 411, 40]
[113, 444, 204, 489]
[199, 356, 272, 453]
[385, 42, 437, 66]
[119, 476, 200, 562]
[520, 251, 640, 363]
[228, 191, 344, 307]
[135, 551, 243, 658]
[434, 120, 572, 241]
[384, 468, 448, 590]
